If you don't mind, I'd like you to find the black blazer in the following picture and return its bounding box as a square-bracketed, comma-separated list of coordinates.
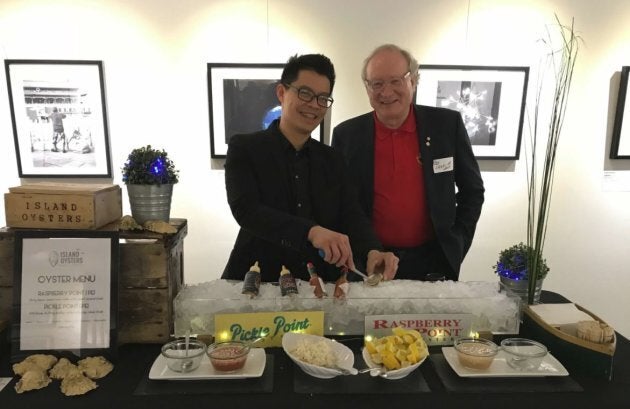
[331, 105, 485, 277]
[222, 121, 382, 282]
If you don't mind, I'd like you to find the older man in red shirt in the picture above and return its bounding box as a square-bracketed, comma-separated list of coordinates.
[332, 44, 484, 281]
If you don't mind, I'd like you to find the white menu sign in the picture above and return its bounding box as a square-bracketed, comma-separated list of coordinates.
[19, 237, 111, 350]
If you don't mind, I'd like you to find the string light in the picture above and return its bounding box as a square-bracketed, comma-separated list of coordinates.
[150, 157, 165, 177]
[495, 261, 528, 281]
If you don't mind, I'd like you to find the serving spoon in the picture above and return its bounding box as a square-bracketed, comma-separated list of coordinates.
[367, 367, 390, 378]
[332, 366, 359, 375]
[181, 330, 194, 372]
[317, 249, 383, 286]
[333, 367, 391, 377]
[329, 365, 393, 376]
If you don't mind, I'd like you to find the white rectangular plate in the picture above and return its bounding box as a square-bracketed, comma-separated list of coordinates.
[442, 347, 569, 377]
[149, 348, 266, 380]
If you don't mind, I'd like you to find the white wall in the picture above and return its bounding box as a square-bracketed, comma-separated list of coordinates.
[1, 0, 628, 338]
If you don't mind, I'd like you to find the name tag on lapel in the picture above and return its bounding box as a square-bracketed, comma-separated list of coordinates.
[433, 157, 453, 173]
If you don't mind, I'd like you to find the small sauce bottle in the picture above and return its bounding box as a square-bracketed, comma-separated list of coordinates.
[307, 262, 327, 298]
[242, 261, 261, 298]
[334, 267, 350, 299]
[279, 265, 299, 296]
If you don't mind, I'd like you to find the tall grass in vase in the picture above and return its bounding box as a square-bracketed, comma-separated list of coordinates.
[525, 16, 580, 304]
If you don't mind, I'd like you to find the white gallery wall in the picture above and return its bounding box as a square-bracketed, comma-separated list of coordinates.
[1, 0, 629, 337]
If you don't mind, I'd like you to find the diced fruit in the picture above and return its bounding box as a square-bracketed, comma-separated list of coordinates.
[370, 353, 383, 364]
[367, 329, 429, 372]
[381, 351, 401, 370]
[395, 349, 408, 362]
[365, 340, 377, 354]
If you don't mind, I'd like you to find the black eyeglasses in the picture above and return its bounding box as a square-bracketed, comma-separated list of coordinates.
[283, 83, 334, 108]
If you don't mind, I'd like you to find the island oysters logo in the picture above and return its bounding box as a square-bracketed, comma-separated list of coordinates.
[60, 250, 84, 264]
[49, 251, 59, 267]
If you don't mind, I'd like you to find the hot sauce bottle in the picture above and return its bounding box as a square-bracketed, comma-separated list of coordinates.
[279, 265, 299, 296]
[307, 262, 327, 298]
[241, 261, 261, 298]
[334, 267, 350, 300]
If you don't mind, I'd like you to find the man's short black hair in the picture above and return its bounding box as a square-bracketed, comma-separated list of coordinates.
[280, 54, 336, 92]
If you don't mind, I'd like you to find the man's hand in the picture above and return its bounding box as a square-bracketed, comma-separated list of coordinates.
[366, 250, 398, 280]
[308, 226, 355, 270]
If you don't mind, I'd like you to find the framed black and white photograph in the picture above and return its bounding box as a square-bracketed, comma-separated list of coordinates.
[416, 65, 529, 160]
[208, 63, 323, 158]
[611, 66, 630, 159]
[5, 60, 112, 177]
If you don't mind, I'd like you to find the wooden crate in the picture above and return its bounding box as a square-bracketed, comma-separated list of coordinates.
[0, 219, 187, 344]
[0, 232, 13, 332]
[4, 182, 122, 230]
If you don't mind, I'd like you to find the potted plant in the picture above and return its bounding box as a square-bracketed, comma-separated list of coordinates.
[494, 242, 549, 304]
[496, 16, 580, 305]
[122, 145, 179, 224]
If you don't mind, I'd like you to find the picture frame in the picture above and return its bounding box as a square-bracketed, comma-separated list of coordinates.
[5, 60, 112, 177]
[416, 65, 529, 160]
[611, 66, 630, 159]
[11, 230, 119, 361]
[208, 63, 324, 158]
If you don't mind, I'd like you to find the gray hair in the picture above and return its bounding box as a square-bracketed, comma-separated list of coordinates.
[361, 44, 419, 84]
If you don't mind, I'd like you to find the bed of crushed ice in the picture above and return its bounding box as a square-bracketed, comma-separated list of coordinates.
[173, 279, 520, 336]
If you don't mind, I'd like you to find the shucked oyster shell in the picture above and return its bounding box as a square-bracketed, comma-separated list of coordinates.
[60, 373, 97, 396]
[143, 220, 177, 234]
[366, 273, 384, 286]
[50, 358, 82, 380]
[15, 370, 51, 394]
[13, 354, 58, 375]
[119, 215, 143, 231]
[77, 356, 114, 379]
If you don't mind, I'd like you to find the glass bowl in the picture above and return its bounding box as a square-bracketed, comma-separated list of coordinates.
[500, 338, 548, 370]
[454, 337, 499, 370]
[207, 341, 250, 372]
[161, 339, 206, 373]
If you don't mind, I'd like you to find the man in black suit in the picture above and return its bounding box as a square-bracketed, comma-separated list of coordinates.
[222, 54, 398, 282]
[332, 44, 484, 281]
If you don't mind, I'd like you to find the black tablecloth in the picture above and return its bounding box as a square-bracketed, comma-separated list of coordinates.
[1, 291, 629, 409]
